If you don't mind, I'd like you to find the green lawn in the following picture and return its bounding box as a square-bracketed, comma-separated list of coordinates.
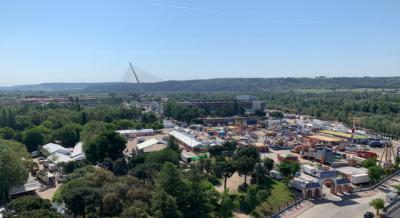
[266, 180, 295, 209]
[253, 180, 296, 216]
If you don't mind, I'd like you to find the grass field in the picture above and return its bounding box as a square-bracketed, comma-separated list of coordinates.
[253, 180, 296, 216]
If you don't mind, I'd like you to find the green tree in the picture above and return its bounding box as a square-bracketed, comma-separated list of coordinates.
[208, 145, 224, 157]
[0, 141, 29, 203]
[155, 163, 186, 199]
[80, 112, 88, 125]
[220, 161, 237, 191]
[52, 123, 82, 147]
[22, 127, 44, 151]
[2, 195, 61, 218]
[369, 198, 384, 216]
[121, 201, 149, 218]
[368, 166, 385, 183]
[279, 160, 300, 186]
[142, 112, 157, 124]
[102, 192, 123, 217]
[0, 127, 16, 140]
[80, 121, 115, 143]
[145, 149, 180, 169]
[14, 209, 63, 218]
[235, 147, 260, 162]
[237, 156, 257, 184]
[84, 131, 126, 163]
[240, 185, 259, 213]
[251, 163, 268, 186]
[223, 141, 237, 158]
[167, 136, 180, 153]
[184, 166, 212, 218]
[362, 158, 377, 169]
[115, 119, 134, 130]
[113, 158, 128, 176]
[215, 190, 236, 218]
[152, 190, 182, 218]
[263, 157, 274, 174]
[199, 158, 213, 174]
[59, 180, 101, 218]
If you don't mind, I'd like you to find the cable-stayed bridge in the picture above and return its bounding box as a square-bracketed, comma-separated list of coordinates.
[121, 63, 163, 84]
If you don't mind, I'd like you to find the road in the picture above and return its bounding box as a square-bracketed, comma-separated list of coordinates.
[296, 172, 400, 218]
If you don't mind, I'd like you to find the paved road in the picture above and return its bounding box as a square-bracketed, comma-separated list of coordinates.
[386, 200, 400, 218]
[297, 173, 400, 218]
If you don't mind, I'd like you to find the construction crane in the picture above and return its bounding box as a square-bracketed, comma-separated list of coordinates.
[129, 62, 144, 95]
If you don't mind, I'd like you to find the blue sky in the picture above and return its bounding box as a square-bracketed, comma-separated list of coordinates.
[0, 0, 399, 85]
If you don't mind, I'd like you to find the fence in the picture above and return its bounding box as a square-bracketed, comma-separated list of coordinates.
[352, 169, 400, 193]
[270, 198, 306, 218]
[384, 197, 400, 217]
[271, 170, 400, 217]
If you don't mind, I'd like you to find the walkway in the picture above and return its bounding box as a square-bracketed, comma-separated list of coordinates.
[296, 173, 400, 218]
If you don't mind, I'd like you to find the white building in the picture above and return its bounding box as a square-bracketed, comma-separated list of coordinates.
[136, 139, 166, 153]
[48, 152, 74, 164]
[163, 119, 175, 129]
[336, 166, 370, 184]
[70, 142, 86, 161]
[169, 130, 205, 150]
[42, 143, 70, 155]
[116, 129, 154, 138]
[42, 142, 86, 164]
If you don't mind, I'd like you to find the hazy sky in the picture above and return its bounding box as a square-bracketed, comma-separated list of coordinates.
[0, 0, 399, 85]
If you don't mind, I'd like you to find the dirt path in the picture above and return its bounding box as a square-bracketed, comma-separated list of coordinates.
[215, 172, 246, 193]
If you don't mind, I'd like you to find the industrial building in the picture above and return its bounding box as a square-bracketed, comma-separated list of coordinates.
[178, 95, 265, 116]
[116, 129, 154, 139]
[169, 130, 206, 150]
[42, 142, 86, 164]
[135, 138, 166, 153]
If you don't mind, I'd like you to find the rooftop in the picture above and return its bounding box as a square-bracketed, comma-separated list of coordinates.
[169, 130, 204, 148]
[42, 143, 70, 154]
[136, 138, 160, 150]
[308, 135, 344, 142]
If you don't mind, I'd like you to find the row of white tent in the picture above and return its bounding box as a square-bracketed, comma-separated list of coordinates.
[42, 142, 86, 164]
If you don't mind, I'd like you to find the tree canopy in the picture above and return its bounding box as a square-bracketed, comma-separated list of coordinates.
[0, 140, 30, 204]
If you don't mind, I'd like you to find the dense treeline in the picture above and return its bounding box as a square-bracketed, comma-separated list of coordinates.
[0, 104, 163, 151]
[51, 147, 236, 218]
[0, 103, 163, 204]
[260, 91, 400, 138]
[49, 138, 293, 217]
[6, 77, 400, 93]
[81, 77, 400, 92]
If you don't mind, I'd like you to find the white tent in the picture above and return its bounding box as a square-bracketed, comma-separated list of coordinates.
[70, 142, 86, 161]
[42, 143, 70, 155]
[48, 152, 74, 164]
[136, 139, 166, 153]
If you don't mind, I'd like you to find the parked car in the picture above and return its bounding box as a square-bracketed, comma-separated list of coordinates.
[363, 211, 374, 218]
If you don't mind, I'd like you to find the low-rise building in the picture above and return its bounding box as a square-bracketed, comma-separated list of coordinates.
[42, 143, 71, 155]
[70, 142, 86, 161]
[48, 152, 74, 164]
[42, 142, 85, 164]
[136, 139, 166, 153]
[336, 166, 370, 184]
[169, 130, 206, 150]
[116, 129, 154, 139]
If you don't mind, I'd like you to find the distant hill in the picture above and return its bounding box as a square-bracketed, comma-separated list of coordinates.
[1, 77, 400, 93]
